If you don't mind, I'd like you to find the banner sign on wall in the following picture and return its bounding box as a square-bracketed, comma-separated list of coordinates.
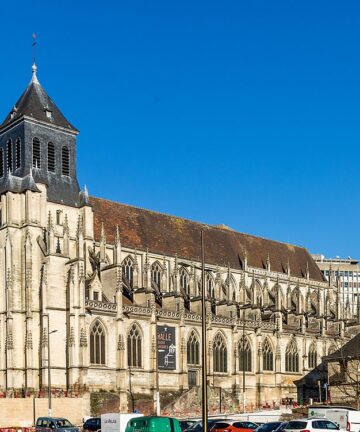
[157, 325, 176, 370]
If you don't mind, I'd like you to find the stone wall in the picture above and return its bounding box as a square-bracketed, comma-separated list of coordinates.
[0, 397, 90, 427]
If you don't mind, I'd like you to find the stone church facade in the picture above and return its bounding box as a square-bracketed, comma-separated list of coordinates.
[0, 64, 345, 411]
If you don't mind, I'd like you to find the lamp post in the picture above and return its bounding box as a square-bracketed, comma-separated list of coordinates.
[357, 365, 360, 411]
[239, 306, 253, 414]
[201, 230, 208, 432]
[47, 320, 58, 417]
[178, 231, 209, 431]
[242, 319, 246, 413]
[128, 367, 135, 413]
[155, 325, 160, 416]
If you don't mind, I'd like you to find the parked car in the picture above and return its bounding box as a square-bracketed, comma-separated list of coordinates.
[125, 416, 182, 432]
[184, 419, 230, 432]
[308, 406, 360, 432]
[83, 417, 101, 432]
[255, 423, 286, 432]
[36, 417, 80, 432]
[212, 421, 258, 432]
[180, 420, 198, 431]
[284, 419, 339, 432]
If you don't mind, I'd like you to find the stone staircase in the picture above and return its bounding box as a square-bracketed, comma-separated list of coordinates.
[162, 386, 239, 417]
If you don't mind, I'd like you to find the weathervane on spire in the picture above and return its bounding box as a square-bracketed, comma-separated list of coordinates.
[31, 34, 39, 84]
[32, 33, 37, 64]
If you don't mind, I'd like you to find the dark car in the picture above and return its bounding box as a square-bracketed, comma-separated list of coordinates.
[83, 418, 101, 432]
[184, 419, 231, 432]
[36, 417, 79, 432]
[180, 420, 197, 431]
[255, 423, 285, 432]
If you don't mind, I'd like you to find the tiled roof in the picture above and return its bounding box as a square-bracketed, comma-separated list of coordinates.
[325, 333, 360, 361]
[1, 70, 78, 133]
[90, 196, 325, 283]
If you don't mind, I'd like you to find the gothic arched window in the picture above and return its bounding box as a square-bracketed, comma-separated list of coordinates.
[213, 333, 227, 373]
[15, 138, 21, 169]
[122, 256, 134, 288]
[151, 262, 162, 290]
[0, 148, 4, 177]
[239, 337, 252, 372]
[127, 323, 142, 367]
[48, 142, 55, 172]
[308, 343, 317, 369]
[61, 146, 70, 176]
[263, 338, 274, 371]
[187, 330, 200, 365]
[90, 320, 106, 365]
[180, 267, 190, 295]
[285, 339, 299, 372]
[7, 139, 12, 172]
[32, 137, 41, 168]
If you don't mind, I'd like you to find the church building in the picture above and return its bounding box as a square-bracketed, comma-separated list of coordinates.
[0, 65, 344, 412]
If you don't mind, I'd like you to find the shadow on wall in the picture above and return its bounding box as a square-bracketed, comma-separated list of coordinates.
[294, 363, 327, 405]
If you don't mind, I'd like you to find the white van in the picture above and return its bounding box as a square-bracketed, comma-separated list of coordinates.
[101, 413, 144, 432]
[308, 406, 360, 432]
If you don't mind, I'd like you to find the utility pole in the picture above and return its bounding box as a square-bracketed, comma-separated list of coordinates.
[201, 230, 208, 432]
[156, 325, 160, 416]
[47, 317, 57, 416]
[242, 318, 246, 413]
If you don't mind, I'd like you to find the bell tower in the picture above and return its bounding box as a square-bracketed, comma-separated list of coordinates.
[0, 64, 83, 207]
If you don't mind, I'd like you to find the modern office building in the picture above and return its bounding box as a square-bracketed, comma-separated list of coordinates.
[312, 254, 360, 316]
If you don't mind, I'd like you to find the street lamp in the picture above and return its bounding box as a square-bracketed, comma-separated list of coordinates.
[128, 367, 135, 413]
[178, 230, 211, 432]
[47, 321, 58, 417]
[357, 365, 360, 410]
[200, 231, 208, 432]
[238, 304, 253, 413]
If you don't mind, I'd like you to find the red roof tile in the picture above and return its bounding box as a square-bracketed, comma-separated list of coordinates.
[90, 196, 325, 283]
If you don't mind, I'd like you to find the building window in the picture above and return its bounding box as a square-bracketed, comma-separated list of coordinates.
[32, 138, 41, 168]
[0, 148, 4, 177]
[263, 338, 274, 371]
[93, 291, 99, 301]
[308, 344, 317, 369]
[48, 142, 55, 172]
[151, 261, 162, 290]
[180, 267, 190, 295]
[122, 256, 134, 288]
[285, 339, 299, 372]
[15, 138, 21, 169]
[187, 330, 200, 365]
[56, 210, 63, 225]
[207, 273, 215, 298]
[188, 370, 197, 388]
[127, 323, 142, 367]
[213, 333, 227, 373]
[7, 139, 12, 172]
[239, 337, 252, 372]
[61, 146, 70, 176]
[90, 320, 106, 365]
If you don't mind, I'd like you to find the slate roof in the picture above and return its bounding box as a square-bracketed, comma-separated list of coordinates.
[90, 196, 325, 282]
[0, 170, 41, 195]
[325, 333, 360, 361]
[0, 65, 78, 133]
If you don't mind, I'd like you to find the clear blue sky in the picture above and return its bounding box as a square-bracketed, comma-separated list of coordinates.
[0, 0, 359, 258]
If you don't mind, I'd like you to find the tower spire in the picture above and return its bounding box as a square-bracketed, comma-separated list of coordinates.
[31, 62, 39, 85]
